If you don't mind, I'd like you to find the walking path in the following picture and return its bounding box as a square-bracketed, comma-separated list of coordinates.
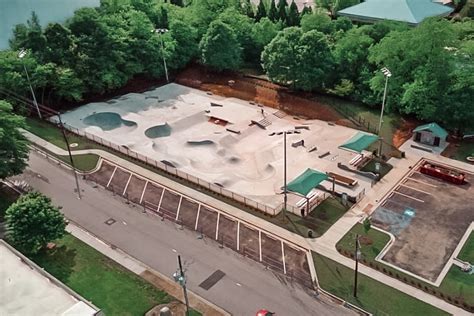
[23, 130, 473, 315]
[67, 222, 229, 316]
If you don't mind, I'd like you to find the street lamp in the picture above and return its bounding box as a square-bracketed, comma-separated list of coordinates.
[18, 49, 41, 119]
[154, 28, 169, 83]
[353, 234, 362, 298]
[173, 255, 190, 315]
[377, 67, 392, 135]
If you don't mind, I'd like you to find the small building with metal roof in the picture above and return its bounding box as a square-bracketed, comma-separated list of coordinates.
[337, 0, 454, 26]
[413, 122, 448, 147]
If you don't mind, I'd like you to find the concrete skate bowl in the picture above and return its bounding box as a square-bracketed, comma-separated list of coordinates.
[83, 112, 137, 132]
[145, 123, 172, 138]
[239, 163, 276, 181]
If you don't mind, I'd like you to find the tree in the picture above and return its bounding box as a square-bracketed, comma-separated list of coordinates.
[286, 1, 300, 26]
[5, 192, 67, 254]
[277, 0, 288, 22]
[262, 27, 333, 90]
[255, 0, 267, 21]
[300, 5, 312, 17]
[199, 20, 242, 71]
[171, 0, 185, 7]
[251, 17, 279, 61]
[0, 101, 29, 180]
[43, 23, 75, 65]
[363, 217, 371, 235]
[315, 0, 359, 15]
[217, 8, 254, 61]
[169, 19, 199, 69]
[240, 0, 255, 18]
[301, 12, 333, 34]
[268, 0, 278, 22]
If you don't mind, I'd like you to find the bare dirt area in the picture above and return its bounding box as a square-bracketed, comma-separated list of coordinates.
[176, 65, 350, 125]
[372, 160, 474, 282]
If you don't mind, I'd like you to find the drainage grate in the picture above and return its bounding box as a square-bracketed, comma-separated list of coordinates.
[105, 218, 116, 226]
[198, 270, 226, 290]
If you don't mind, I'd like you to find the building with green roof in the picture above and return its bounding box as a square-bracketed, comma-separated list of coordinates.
[413, 122, 448, 147]
[337, 0, 454, 26]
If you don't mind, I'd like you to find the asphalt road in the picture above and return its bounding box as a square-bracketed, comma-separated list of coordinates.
[16, 152, 353, 316]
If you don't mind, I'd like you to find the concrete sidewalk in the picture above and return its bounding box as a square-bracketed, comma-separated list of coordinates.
[24, 129, 472, 315]
[66, 223, 229, 316]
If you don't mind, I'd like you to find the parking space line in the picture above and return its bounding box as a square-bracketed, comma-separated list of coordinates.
[215, 212, 220, 240]
[195, 204, 201, 230]
[122, 173, 133, 196]
[399, 183, 432, 195]
[258, 230, 262, 262]
[175, 196, 183, 221]
[106, 166, 117, 187]
[139, 180, 148, 204]
[407, 176, 438, 188]
[156, 189, 165, 212]
[281, 241, 286, 274]
[393, 191, 424, 203]
[236, 221, 240, 251]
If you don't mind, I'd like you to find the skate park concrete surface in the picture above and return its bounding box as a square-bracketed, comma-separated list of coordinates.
[57, 83, 371, 211]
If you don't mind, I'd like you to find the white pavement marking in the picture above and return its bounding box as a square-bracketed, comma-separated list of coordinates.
[215, 212, 220, 241]
[407, 176, 438, 188]
[258, 230, 262, 262]
[175, 196, 183, 221]
[281, 240, 286, 275]
[195, 204, 201, 231]
[122, 173, 133, 196]
[399, 183, 432, 195]
[393, 191, 424, 203]
[106, 166, 117, 187]
[236, 221, 240, 251]
[235, 283, 242, 287]
[157, 188, 165, 212]
[139, 180, 148, 204]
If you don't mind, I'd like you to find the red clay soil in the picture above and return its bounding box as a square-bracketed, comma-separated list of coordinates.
[176, 64, 350, 125]
[392, 118, 418, 148]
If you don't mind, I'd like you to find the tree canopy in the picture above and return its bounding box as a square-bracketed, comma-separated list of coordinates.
[0, 100, 29, 179]
[6, 192, 67, 254]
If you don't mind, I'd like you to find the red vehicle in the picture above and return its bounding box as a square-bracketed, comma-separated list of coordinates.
[256, 309, 275, 316]
[419, 162, 467, 185]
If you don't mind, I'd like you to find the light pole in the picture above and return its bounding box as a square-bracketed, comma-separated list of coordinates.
[377, 67, 391, 157]
[173, 255, 190, 315]
[154, 28, 169, 83]
[378, 67, 391, 135]
[283, 131, 288, 220]
[353, 234, 361, 298]
[18, 49, 41, 119]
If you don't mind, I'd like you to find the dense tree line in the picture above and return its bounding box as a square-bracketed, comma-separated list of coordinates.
[0, 0, 472, 130]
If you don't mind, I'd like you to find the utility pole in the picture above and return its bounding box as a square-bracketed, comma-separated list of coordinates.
[174, 255, 190, 315]
[57, 114, 82, 199]
[353, 234, 361, 298]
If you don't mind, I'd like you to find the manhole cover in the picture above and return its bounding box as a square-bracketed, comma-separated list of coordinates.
[70, 143, 78, 148]
[104, 218, 116, 225]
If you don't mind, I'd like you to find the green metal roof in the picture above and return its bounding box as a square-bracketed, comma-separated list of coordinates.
[287, 168, 328, 197]
[413, 122, 448, 138]
[340, 132, 379, 153]
[337, 0, 454, 26]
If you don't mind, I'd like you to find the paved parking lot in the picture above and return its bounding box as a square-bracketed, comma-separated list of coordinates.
[372, 159, 474, 282]
[85, 159, 312, 286]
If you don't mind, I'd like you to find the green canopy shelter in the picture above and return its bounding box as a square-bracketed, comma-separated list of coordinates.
[339, 132, 379, 153]
[287, 168, 328, 197]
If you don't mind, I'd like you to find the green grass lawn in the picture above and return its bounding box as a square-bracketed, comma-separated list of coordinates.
[452, 141, 474, 162]
[313, 252, 448, 316]
[29, 234, 175, 316]
[337, 223, 474, 309]
[458, 232, 474, 263]
[268, 196, 350, 238]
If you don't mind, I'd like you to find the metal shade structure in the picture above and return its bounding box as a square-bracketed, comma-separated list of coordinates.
[287, 168, 328, 197]
[340, 132, 380, 153]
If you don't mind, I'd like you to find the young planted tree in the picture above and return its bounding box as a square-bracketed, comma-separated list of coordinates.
[0, 100, 29, 180]
[268, 0, 278, 22]
[199, 20, 242, 71]
[255, 0, 267, 21]
[5, 192, 67, 254]
[363, 217, 372, 235]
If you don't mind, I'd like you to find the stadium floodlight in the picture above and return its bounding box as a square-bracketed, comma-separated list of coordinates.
[377, 67, 392, 156]
[18, 49, 42, 119]
[153, 28, 169, 83]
